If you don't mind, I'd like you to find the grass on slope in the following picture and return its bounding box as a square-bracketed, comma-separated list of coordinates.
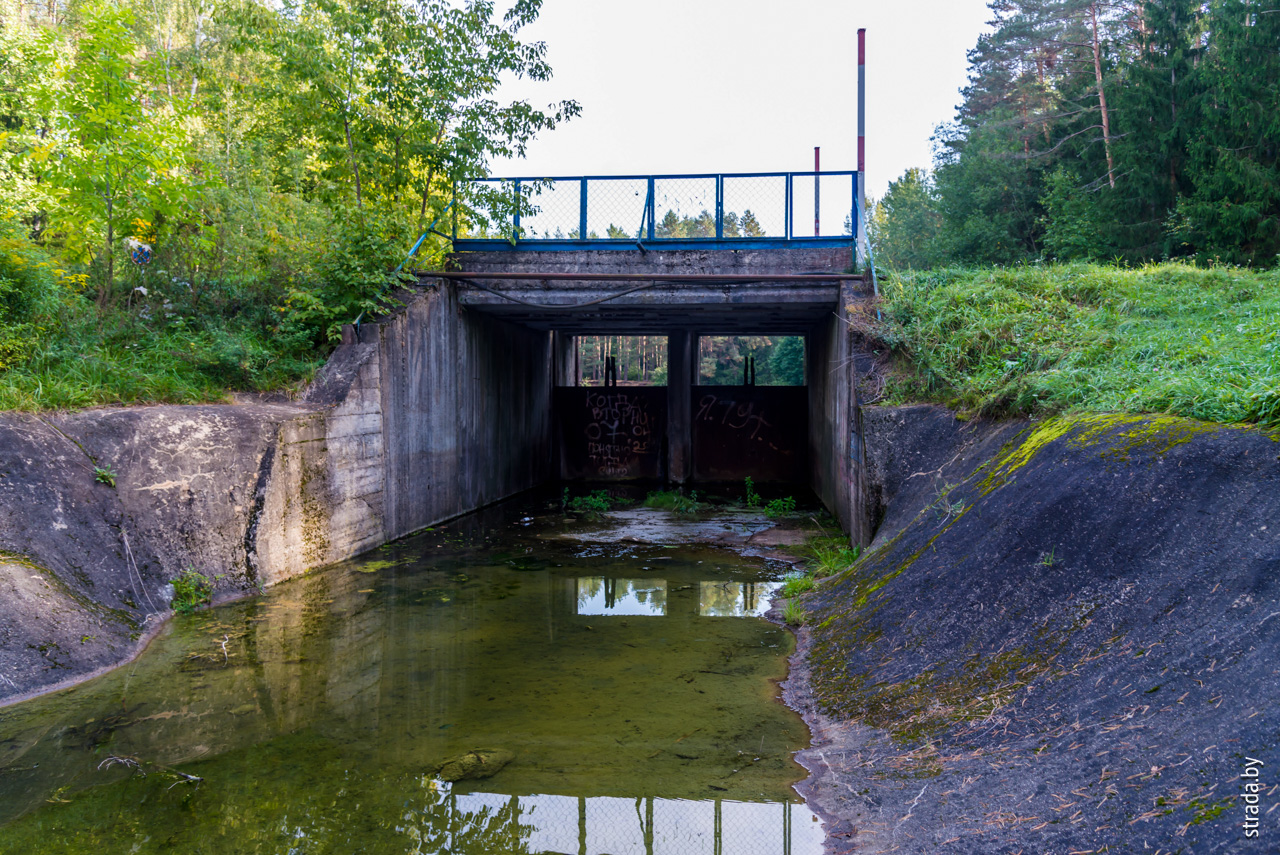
[877, 263, 1279, 427]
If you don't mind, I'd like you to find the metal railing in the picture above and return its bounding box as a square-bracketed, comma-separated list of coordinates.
[451, 171, 859, 251]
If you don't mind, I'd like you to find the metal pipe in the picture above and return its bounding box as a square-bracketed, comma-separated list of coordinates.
[422, 271, 863, 282]
[857, 29, 867, 270]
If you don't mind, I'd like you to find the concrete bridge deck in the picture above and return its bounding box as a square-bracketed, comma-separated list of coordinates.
[439, 247, 866, 333]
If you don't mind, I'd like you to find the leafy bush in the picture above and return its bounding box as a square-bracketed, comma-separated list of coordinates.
[0, 224, 65, 370]
[171, 569, 213, 615]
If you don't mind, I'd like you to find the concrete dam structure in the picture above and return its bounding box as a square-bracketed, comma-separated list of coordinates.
[0, 170, 877, 702]
[326, 242, 873, 544]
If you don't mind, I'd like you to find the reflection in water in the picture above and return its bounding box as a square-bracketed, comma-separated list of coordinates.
[404, 786, 824, 855]
[576, 577, 668, 616]
[0, 498, 819, 854]
[699, 581, 777, 617]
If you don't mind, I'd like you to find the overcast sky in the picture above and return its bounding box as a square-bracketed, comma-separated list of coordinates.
[491, 0, 994, 200]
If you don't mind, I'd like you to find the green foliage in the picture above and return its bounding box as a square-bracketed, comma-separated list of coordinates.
[743, 476, 760, 508]
[779, 573, 816, 598]
[869, 168, 943, 269]
[782, 598, 806, 627]
[909, 0, 1280, 266]
[566, 490, 613, 517]
[764, 496, 797, 519]
[93, 465, 116, 488]
[878, 263, 1280, 427]
[0, 224, 64, 370]
[170, 569, 213, 615]
[0, 0, 576, 410]
[643, 489, 702, 515]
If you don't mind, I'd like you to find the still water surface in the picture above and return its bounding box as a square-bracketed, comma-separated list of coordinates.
[0, 497, 822, 854]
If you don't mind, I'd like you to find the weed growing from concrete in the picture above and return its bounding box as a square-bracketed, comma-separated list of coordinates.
[565, 490, 614, 518]
[93, 465, 116, 488]
[643, 489, 702, 515]
[171, 569, 213, 615]
[764, 496, 797, 518]
[783, 598, 806, 626]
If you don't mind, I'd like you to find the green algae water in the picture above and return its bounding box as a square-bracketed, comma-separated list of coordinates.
[0, 496, 823, 854]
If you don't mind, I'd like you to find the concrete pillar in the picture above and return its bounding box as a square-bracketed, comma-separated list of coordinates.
[667, 331, 694, 484]
[552, 331, 576, 387]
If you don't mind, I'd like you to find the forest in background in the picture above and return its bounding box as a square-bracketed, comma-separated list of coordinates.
[0, 0, 576, 408]
[573, 335, 805, 387]
[869, 0, 1280, 269]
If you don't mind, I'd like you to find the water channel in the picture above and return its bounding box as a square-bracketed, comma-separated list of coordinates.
[0, 493, 823, 854]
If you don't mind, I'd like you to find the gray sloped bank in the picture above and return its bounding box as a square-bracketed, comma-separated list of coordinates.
[785, 405, 1280, 853]
[0, 281, 551, 705]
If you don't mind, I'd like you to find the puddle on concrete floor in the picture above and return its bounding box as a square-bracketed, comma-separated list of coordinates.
[0, 492, 824, 854]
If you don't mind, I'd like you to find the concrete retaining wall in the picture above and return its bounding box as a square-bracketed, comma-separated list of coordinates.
[0, 281, 551, 703]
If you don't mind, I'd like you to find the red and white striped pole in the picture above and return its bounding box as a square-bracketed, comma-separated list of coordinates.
[857, 28, 867, 270]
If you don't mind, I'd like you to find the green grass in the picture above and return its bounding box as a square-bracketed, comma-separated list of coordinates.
[779, 573, 816, 598]
[878, 262, 1280, 427]
[782, 598, 806, 626]
[809, 535, 863, 577]
[0, 308, 322, 411]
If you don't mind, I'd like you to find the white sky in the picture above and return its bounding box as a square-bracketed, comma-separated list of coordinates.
[491, 0, 994, 200]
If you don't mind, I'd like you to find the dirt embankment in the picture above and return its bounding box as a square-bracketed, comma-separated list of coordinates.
[786, 405, 1279, 854]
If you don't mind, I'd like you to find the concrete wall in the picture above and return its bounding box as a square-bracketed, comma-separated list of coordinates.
[806, 282, 872, 546]
[0, 281, 552, 702]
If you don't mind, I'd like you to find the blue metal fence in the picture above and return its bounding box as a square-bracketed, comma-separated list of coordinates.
[451, 171, 859, 251]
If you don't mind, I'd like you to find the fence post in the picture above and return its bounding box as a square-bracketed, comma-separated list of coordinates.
[785, 174, 793, 240]
[715, 175, 724, 239]
[646, 177, 656, 241]
[580, 178, 588, 240]
[513, 179, 522, 242]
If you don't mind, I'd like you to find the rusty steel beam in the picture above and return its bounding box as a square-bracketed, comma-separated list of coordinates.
[418, 270, 862, 283]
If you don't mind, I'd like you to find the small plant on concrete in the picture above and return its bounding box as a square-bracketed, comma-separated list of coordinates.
[783, 598, 806, 626]
[93, 465, 116, 488]
[1040, 547, 1057, 567]
[171, 569, 213, 615]
[744, 476, 761, 508]
[567, 490, 612, 517]
[930, 481, 967, 521]
[764, 496, 797, 518]
[644, 489, 702, 515]
[779, 573, 816, 598]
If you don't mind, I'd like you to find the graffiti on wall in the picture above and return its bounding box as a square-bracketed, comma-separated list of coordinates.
[556, 388, 666, 480]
